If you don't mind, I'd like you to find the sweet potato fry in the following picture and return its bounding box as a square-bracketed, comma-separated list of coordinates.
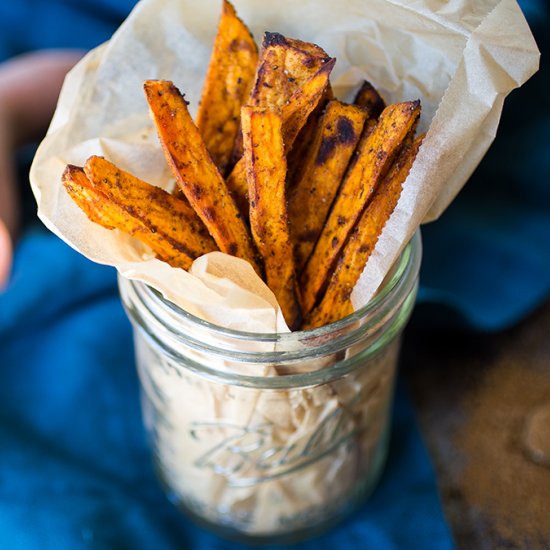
[62, 166, 117, 229]
[196, 0, 258, 175]
[144, 79, 262, 276]
[288, 100, 368, 271]
[224, 154, 250, 217]
[249, 32, 331, 110]
[228, 32, 330, 171]
[300, 100, 421, 316]
[304, 134, 424, 329]
[242, 107, 301, 330]
[63, 162, 217, 270]
[353, 80, 386, 118]
[286, 84, 334, 187]
[226, 52, 335, 217]
[281, 59, 335, 149]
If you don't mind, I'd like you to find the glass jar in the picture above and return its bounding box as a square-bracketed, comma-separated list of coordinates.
[118, 232, 421, 544]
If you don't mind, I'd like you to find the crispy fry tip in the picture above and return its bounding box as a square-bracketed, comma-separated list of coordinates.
[262, 32, 287, 48]
[222, 0, 236, 16]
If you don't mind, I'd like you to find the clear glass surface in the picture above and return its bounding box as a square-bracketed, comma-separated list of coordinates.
[118, 232, 421, 543]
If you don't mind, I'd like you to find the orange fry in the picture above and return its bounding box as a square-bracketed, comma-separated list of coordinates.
[63, 166, 117, 229]
[281, 59, 335, 149]
[144, 79, 262, 276]
[353, 80, 386, 118]
[248, 32, 331, 111]
[226, 42, 335, 216]
[63, 162, 216, 270]
[242, 107, 302, 330]
[300, 100, 421, 316]
[304, 135, 424, 328]
[230, 31, 331, 175]
[286, 84, 334, 187]
[196, 0, 258, 175]
[288, 100, 368, 271]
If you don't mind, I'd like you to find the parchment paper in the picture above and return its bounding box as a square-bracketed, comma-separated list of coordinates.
[30, 0, 539, 333]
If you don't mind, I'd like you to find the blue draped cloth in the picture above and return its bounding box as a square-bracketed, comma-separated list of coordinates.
[0, 1, 548, 548]
[0, 231, 454, 549]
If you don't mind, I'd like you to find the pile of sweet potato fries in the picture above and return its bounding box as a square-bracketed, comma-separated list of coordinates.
[62, 0, 423, 330]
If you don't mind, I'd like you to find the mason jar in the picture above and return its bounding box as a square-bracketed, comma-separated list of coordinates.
[118, 232, 421, 544]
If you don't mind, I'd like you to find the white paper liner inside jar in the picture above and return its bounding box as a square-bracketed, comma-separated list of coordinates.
[134, 316, 401, 535]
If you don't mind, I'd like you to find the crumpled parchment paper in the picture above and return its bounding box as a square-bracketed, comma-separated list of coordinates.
[30, 0, 538, 331]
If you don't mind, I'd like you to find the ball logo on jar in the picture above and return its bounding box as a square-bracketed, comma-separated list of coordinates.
[190, 395, 361, 487]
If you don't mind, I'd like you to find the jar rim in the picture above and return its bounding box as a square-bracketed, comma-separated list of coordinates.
[132, 230, 422, 343]
[119, 231, 421, 388]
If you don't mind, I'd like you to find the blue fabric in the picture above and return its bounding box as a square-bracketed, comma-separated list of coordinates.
[0, 231, 454, 550]
[0, 1, 136, 61]
[0, 0, 549, 548]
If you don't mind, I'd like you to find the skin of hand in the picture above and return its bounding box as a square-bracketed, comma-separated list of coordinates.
[0, 219, 11, 291]
[0, 50, 83, 290]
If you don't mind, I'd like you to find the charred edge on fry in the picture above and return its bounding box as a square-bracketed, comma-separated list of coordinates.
[261, 32, 333, 65]
[354, 81, 386, 117]
[262, 31, 288, 48]
[315, 116, 357, 165]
